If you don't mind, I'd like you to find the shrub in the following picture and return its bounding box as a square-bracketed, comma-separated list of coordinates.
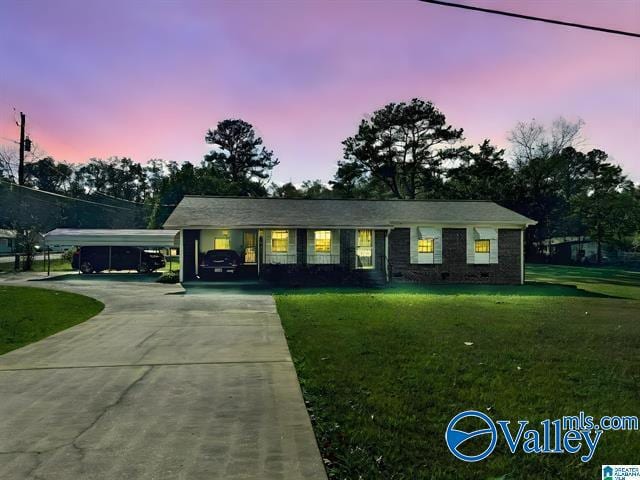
[61, 249, 75, 263]
[157, 271, 179, 284]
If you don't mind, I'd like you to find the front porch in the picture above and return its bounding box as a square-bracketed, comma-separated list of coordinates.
[179, 227, 389, 285]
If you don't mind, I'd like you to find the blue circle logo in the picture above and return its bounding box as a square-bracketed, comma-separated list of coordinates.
[445, 410, 497, 462]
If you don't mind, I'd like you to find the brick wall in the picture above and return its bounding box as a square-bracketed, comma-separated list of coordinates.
[297, 229, 306, 264]
[388, 228, 521, 284]
[340, 229, 355, 269]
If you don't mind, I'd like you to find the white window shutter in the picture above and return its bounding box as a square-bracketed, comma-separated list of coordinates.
[489, 235, 499, 264]
[410, 227, 418, 264]
[466, 227, 475, 264]
[331, 229, 340, 261]
[434, 228, 443, 264]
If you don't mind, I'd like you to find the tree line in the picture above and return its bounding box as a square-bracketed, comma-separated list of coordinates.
[1, 99, 638, 263]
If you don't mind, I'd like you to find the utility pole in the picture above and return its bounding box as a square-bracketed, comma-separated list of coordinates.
[18, 112, 25, 185]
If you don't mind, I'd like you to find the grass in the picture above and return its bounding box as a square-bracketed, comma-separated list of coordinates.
[275, 265, 640, 479]
[0, 258, 179, 274]
[0, 286, 104, 355]
[527, 263, 640, 300]
[159, 259, 180, 273]
[0, 257, 74, 273]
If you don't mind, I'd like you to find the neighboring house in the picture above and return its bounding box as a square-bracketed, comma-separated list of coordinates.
[0, 229, 16, 255]
[164, 197, 536, 285]
[540, 236, 611, 264]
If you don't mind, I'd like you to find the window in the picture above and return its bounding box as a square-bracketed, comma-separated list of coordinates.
[356, 229, 373, 268]
[314, 230, 331, 253]
[358, 229, 372, 248]
[271, 230, 289, 253]
[214, 237, 230, 249]
[417, 238, 434, 253]
[475, 239, 490, 253]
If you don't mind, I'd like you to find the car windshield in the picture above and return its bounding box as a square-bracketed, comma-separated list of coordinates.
[206, 250, 236, 260]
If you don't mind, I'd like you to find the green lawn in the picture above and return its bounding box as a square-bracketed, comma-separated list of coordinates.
[527, 263, 640, 300]
[0, 286, 104, 355]
[0, 257, 179, 274]
[159, 259, 180, 273]
[275, 265, 640, 479]
[0, 257, 74, 273]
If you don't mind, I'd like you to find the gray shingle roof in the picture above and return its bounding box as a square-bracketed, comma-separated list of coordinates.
[163, 196, 535, 229]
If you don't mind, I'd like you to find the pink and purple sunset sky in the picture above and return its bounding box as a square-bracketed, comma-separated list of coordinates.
[1, 0, 639, 182]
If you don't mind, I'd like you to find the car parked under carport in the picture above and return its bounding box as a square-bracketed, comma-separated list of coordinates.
[44, 229, 179, 275]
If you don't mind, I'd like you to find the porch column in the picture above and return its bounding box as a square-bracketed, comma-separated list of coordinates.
[257, 230, 261, 278]
[520, 228, 525, 285]
[385, 228, 391, 282]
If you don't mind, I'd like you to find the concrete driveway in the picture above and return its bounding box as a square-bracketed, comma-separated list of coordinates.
[0, 277, 326, 479]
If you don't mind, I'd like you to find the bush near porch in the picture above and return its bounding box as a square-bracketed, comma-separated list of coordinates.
[275, 265, 640, 479]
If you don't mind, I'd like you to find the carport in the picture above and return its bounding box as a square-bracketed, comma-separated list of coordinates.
[43, 228, 179, 275]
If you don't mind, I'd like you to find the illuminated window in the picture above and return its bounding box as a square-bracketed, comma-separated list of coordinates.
[214, 237, 230, 250]
[358, 229, 372, 247]
[314, 230, 331, 253]
[271, 230, 289, 253]
[418, 238, 434, 253]
[356, 229, 373, 268]
[475, 239, 490, 253]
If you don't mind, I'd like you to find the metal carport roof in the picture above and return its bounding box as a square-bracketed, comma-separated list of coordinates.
[44, 229, 179, 247]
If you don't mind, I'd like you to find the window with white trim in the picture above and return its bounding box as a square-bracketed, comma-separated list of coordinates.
[356, 229, 373, 268]
[214, 237, 230, 249]
[475, 239, 490, 253]
[467, 227, 498, 264]
[314, 230, 331, 253]
[417, 238, 434, 253]
[271, 230, 288, 253]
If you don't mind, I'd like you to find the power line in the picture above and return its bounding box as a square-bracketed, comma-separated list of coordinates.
[418, 0, 640, 38]
[0, 178, 140, 211]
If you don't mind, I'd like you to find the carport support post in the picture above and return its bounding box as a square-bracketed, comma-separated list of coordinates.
[139, 248, 142, 273]
[194, 238, 199, 277]
[108, 246, 112, 272]
[179, 230, 184, 283]
[78, 247, 81, 274]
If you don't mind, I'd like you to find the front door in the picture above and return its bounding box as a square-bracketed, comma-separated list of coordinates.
[243, 231, 257, 264]
[356, 229, 374, 269]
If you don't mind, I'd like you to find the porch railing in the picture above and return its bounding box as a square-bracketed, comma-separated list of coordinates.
[259, 251, 389, 284]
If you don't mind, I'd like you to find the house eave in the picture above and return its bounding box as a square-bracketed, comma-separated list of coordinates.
[164, 220, 535, 230]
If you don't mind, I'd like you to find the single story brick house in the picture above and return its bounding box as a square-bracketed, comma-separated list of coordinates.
[163, 196, 536, 285]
